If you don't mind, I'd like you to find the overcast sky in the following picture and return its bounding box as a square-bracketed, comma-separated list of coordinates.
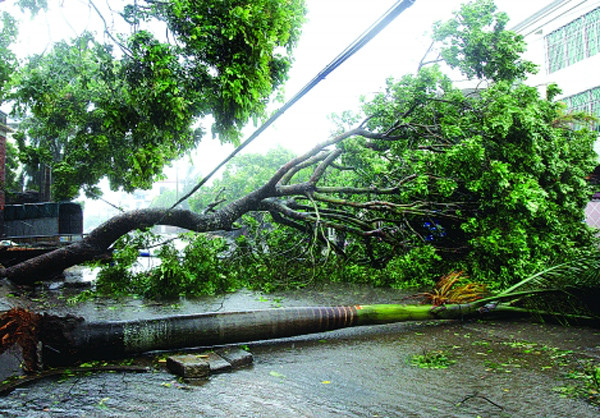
[1, 0, 552, 219]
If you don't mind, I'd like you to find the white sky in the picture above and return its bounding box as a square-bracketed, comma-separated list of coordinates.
[0, 0, 552, 223]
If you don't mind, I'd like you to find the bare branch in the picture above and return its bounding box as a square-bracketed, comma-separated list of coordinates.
[315, 174, 418, 195]
[201, 187, 227, 214]
[278, 152, 329, 186]
[266, 127, 366, 190]
[87, 0, 133, 56]
[417, 39, 437, 71]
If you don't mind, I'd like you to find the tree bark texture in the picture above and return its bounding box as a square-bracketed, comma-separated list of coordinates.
[2, 302, 508, 369]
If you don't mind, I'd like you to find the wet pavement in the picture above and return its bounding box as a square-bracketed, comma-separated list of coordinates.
[1, 279, 599, 417]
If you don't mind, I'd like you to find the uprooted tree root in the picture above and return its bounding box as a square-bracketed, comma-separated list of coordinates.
[0, 308, 41, 372]
[0, 308, 152, 397]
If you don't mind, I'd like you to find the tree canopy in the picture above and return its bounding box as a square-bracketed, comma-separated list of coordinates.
[4, 0, 306, 199]
[1, 0, 598, 296]
[0, 10, 17, 101]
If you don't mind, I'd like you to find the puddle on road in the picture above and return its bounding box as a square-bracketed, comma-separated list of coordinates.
[1, 280, 599, 417]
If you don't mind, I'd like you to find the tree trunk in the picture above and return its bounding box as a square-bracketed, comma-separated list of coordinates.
[2, 301, 519, 370]
[0, 208, 230, 284]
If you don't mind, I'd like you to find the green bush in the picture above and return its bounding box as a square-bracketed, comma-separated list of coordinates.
[95, 230, 236, 299]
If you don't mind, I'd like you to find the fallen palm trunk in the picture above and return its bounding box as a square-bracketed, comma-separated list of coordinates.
[5, 257, 600, 373]
[2, 301, 525, 370]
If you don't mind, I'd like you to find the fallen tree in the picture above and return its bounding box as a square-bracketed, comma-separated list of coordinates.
[2, 257, 599, 371]
[2, 1, 598, 289]
[0, 302, 512, 370]
[0, 127, 400, 283]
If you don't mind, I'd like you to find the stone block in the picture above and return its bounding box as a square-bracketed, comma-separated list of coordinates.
[166, 354, 210, 379]
[216, 347, 254, 368]
[166, 348, 254, 379]
[205, 352, 232, 373]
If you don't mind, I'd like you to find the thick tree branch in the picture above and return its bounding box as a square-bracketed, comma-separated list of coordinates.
[0, 119, 462, 284]
[309, 149, 342, 185]
[266, 127, 366, 190]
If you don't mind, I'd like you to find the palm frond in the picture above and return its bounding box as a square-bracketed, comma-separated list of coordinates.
[486, 253, 600, 322]
[498, 253, 600, 298]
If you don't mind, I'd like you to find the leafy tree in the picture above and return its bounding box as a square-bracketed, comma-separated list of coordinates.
[3, 141, 24, 195]
[0, 11, 17, 101]
[432, 0, 537, 81]
[2, 0, 597, 295]
[8, 0, 306, 200]
[334, 0, 598, 287]
[150, 188, 178, 209]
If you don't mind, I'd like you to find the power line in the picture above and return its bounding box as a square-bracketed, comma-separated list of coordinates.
[168, 0, 416, 212]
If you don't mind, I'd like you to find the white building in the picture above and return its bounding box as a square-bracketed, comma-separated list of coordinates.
[512, 0, 600, 129]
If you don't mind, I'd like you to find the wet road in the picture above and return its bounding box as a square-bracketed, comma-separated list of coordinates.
[1, 282, 599, 417]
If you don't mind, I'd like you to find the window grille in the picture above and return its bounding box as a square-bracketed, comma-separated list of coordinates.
[546, 7, 600, 73]
[562, 86, 600, 131]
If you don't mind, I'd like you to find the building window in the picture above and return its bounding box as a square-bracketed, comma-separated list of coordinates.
[562, 86, 600, 131]
[546, 7, 600, 73]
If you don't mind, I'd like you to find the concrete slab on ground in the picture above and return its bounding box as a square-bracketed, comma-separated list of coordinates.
[166, 347, 253, 379]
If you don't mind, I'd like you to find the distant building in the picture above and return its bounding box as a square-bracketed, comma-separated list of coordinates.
[511, 0, 600, 228]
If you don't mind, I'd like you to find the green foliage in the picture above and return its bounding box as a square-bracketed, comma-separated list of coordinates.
[150, 188, 179, 209]
[9, 1, 306, 199]
[228, 214, 320, 292]
[0, 11, 18, 101]
[564, 361, 600, 406]
[15, 0, 597, 297]
[554, 359, 600, 406]
[409, 350, 456, 369]
[95, 230, 152, 297]
[137, 0, 307, 140]
[10, 32, 199, 199]
[3, 141, 23, 194]
[340, 62, 597, 289]
[226, 214, 441, 292]
[144, 232, 233, 299]
[432, 0, 537, 81]
[382, 246, 442, 289]
[14, 0, 47, 15]
[95, 230, 235, 299]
